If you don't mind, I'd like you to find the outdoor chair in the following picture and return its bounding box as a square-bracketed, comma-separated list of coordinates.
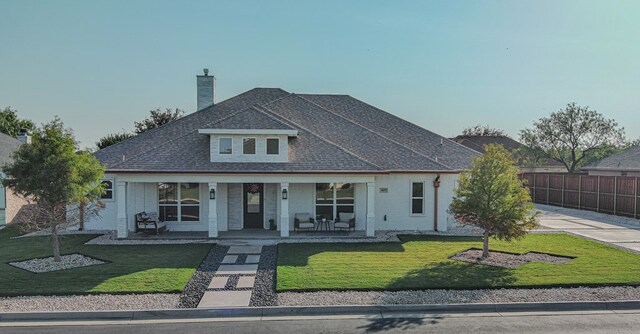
[334, 212, 355, 231]
[294, 213, 315, 231]
[135, 211, 167, 235]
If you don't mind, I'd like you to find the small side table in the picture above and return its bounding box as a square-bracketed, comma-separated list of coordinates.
[316, 219, 332, 231]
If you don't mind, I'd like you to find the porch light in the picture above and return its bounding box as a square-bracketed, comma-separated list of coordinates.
[209, 188, 216, 200]
[282, 189, 288, 200]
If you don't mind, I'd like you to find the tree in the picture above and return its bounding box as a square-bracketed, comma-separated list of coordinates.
[449, 144, 538, 258]
[2, 118, 105, 262]
[462, 125, 507, 137]
[134, 108, 184, 134]
[519, 103, 627, 173]
[0, 106, 34, 137]
[96, 132, 135, 150]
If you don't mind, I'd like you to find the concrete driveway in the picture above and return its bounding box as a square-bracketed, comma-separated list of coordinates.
[536, 204, 640, 253]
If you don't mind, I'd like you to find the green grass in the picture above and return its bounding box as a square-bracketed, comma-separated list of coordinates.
[277, 234, 640, 291]
[0, 225, 211, 296]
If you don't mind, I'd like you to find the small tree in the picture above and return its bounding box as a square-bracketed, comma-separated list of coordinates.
[462, 125, 507, 137]
[519, 103, 627, 173]
[0, 106, 35, 137]
[96, 132, 135, 150]
[134, 108, 184, 134]
[2, 118, 105, 261]
[449, 144, 538, 258]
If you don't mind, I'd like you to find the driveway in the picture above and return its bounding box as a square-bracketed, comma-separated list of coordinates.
[536, 204, 640, 253]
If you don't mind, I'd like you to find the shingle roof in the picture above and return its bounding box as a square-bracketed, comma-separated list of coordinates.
[0, 132, 21, 167]
[584, 145, 640, 171]
[95, 88, 478, 173]
[452, 135, 564, 168]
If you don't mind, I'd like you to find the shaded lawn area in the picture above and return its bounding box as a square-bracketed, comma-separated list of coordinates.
[277, 234, 640, 291]
[0, 226, 211, 296]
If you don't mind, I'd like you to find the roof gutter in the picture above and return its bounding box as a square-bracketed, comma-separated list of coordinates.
[104, 169, 467, 175]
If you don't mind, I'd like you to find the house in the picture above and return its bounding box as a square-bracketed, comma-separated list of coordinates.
[0, 131, 29, 225]
[583, 145, 640, 176]
[88, 70, 479, 238]
[451, 135, 567, 173]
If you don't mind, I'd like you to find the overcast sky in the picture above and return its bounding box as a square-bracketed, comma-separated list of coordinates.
[1, 0, 638, 148]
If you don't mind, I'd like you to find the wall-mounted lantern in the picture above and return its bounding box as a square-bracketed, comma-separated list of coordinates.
[209, 188, 216, 200]
[282, 189, 288, 200]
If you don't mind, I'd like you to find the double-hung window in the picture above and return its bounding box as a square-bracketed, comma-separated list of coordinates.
[219, 138, 232, 154]
[411, 182, 424, 215]
[266, 138, 279, 155]
[158, 183, 200, 222]
[100, 180, 114, 200]
[315, 183, 355, 220]
[243, 138, 256, 154]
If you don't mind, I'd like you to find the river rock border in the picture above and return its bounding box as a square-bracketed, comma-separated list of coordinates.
[177, 245, 228, 308]
[249, 245, 277, 306]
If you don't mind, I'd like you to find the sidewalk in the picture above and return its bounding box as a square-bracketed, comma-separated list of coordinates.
[536, 204, 640, 253]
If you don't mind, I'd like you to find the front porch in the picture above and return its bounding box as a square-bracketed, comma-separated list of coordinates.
[110, 174, 377, 239]
[124, 229, 369, 240]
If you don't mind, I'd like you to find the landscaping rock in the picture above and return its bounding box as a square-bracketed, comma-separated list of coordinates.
[249, 245, 277, 307]
[9, 254, 106, 273]
[177, 245, 228, 308]
[450, 249, 573, 269]
[0, 294, 179, 312]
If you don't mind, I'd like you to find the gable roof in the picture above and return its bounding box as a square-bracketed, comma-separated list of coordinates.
[583, 145, 640, 171]
[95, 88, 478, 173]
[0, 132, 21, 167]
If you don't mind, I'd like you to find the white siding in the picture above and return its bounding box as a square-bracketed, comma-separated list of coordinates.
[227, 183, 242, 230]
[264, 183, 278, 229]
[286, 183, 315, 230]
[216, 183, 229, 231]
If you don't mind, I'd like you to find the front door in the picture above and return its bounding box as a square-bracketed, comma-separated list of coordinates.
[243, 183, 263, 229]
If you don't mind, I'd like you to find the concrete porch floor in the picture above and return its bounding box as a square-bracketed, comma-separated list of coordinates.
[126, 229, 368, 240]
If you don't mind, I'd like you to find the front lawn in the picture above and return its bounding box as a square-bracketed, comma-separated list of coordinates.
[0, 225, 211, 296]
[277, 234, 640, 291]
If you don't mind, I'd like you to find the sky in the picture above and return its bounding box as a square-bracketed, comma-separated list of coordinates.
[1, 0, 639, 149]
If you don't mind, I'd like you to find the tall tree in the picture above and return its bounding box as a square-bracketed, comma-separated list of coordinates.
[462, 125, 507, 137]
[96, 132, 135, 150]
[449, 144, 538, 258]
[133, 108, 184, 134]
[0, 106, 34, 137]
[519, 103, 627, 173]
[2, 118, 105, 262]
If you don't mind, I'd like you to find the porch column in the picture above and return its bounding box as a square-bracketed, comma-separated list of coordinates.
[208, 182, 218, 238]
[366, 182, 375, 237]
[280, 182, 289, 237]
[116, 181, 127, 239]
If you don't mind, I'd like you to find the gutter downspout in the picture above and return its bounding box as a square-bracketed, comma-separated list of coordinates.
[433, 175, 441, 232]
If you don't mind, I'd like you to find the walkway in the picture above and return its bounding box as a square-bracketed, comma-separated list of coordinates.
[536, 204, 640, 253]
[197, 245, 263, 308]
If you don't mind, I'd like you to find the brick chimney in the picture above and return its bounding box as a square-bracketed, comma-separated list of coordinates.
[196, 68, 215, 110]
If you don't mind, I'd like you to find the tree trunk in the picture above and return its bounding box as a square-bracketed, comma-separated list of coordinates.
[482, 231, 490, 259]
[51, 224, 61, 262]
[79, 202, 85, 231]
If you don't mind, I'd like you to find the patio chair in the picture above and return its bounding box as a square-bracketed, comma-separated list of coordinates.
[135, 211, 167, 235]
[334, 212, 355, 231]
[294, 213, 315, 231]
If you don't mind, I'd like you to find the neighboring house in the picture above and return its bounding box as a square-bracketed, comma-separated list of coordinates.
[0, 131, 29, 225]
[583, 145, 640, 176]
[451, 135, 567, 173]
[88, 71, 479, 238]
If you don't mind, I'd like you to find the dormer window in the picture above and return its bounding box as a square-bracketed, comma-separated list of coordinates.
[243, 138, 256, 155]
[267, 138, 279, 155]
[219, 138, 232, 154]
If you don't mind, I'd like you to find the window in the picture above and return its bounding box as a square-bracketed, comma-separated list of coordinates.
[411, 182, 424, 215]
[158, 183, 200, 222]
[243, 138, 256, 154]
[100, 180, 113, 200]
[219, 137, 232, 154]
[266, 138, 279, 155]
[315, 183, 354, 220]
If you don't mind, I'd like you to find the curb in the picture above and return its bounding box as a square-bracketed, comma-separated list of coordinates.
[1, 300, 640, 322]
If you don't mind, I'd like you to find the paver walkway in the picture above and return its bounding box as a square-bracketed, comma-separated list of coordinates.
[536, 204, 640, 253]
[197, 245, 263, 308]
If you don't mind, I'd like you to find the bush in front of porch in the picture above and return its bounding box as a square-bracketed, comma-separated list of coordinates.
[276, 234, 640, 291]
[0, 225, 212, 296]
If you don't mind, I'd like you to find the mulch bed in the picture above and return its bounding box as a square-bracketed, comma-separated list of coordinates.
[450, 248, 573, 269]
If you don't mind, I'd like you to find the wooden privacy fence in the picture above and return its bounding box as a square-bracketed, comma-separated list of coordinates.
[520, 173, 640, 219]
